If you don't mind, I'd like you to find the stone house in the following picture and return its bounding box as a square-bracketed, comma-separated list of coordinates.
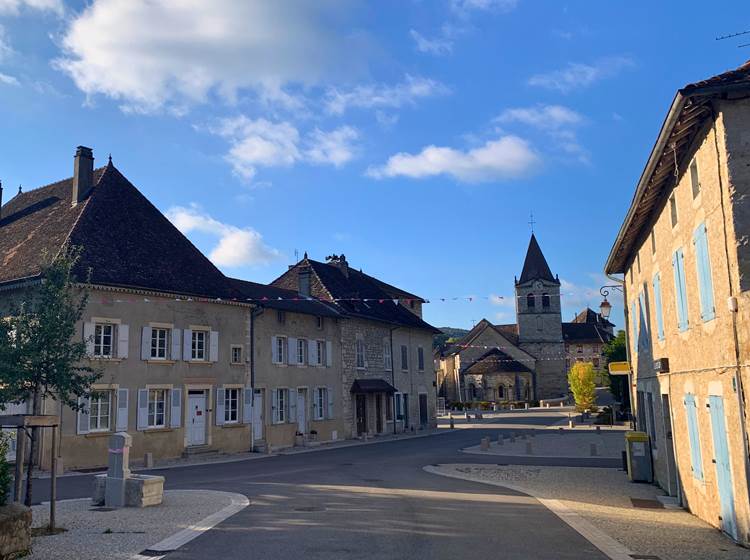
[605, 61, 750, 545]
[563, 308, 615, 378]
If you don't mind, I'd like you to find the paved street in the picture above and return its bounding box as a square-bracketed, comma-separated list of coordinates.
[36, 412, 619, 559]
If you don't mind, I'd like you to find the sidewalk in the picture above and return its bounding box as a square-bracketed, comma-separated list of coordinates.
[462, 430, 625, 459]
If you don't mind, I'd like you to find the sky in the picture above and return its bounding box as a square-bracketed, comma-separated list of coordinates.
[1, 0, 749, 331]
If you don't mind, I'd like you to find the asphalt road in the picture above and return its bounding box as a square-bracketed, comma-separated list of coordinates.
[37, 411, 619, 559]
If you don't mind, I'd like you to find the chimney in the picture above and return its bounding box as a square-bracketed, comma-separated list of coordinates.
[331, 254, 349, 278]
[72, 146, 94, 206]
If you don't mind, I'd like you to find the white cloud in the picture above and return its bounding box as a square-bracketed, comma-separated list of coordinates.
[0, 0, 62, 15]
[367, 135, 538, 183]
[0, 72, 18, 86]
[409, 29, 453, 56]
[496, 105, 583, 129]
[528, 56, 634, 93]
[305, 126, 358, 167]
[324, 74, 448, 115]
[55, 0, 363, 113]
[451, 0, 518, 13]
[560, 274, 611, 318]
[167, 204, 281, 267]
[0, 26, 13, 62]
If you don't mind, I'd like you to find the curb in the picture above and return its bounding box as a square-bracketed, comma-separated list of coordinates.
[423, 464, 634, 560]
[132, 491, 249, 560]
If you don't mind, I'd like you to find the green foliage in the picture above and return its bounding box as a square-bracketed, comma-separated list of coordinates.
[603, 330, 629, 406]
[568, 361, 598, 412]
[433, 327, 470, 349]
[0, 433, 12, 506]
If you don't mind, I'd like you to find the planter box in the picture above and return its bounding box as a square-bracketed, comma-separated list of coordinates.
[93, 474, 165, 508]
[0, 504, 31, 560]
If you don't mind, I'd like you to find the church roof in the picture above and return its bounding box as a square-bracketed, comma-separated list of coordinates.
[463, 347, 533, 374]
[518, 234, 558, 285]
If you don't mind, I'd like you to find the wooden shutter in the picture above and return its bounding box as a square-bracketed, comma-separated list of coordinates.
[326, 341, 333, 367]
[272, 389, 279, 424]
[141, 327, 152, 360]
[137, 389, 149, 430]
[309, 340, 318, 366]
[210, 331, 219, 362]
[116, 388, 129, 432]
[684, 394, 704, 480]
[312, 387, 320, 420]
[327, 387, 334, 419]
[83, 322, 95, 357]
[170, 388, 182, 428]
[171, 328, 181, 361]
[117, 324, 129, 359]
[673, 249, 689, 331]
[288, 337, 297, 365]
[216, 388, 226, 426]
[693, 224, 716, 321]
[638, 291, 649, 349]
[243, 387, 253, 424]
[183, 329, 192, 361]
[289, 390, 297, 423]
[76, 396, 90, 435]
[271, 336, 279, 364]
[630, 302, 638, 348]
[653, 273, 665, 340]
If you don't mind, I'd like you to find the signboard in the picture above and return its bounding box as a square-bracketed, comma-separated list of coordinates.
[653, 358, 670, 373]
[608, 361, 631, 376]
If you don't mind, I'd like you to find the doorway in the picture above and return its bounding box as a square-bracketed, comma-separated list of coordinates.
[297, 389, 307, 434]
[188, 390, 207, 446]
[709, 395, 738, 540]
[419, 393, 428, 426]
[356, 394, 367, 435]
[375, 395, 383, 433]
[403, 394, 409, 429]
[253, 389, 264, 441]
[661, 394, 678, 496]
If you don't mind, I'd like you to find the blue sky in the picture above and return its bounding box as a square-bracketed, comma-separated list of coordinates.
[1, 0, 748, 330]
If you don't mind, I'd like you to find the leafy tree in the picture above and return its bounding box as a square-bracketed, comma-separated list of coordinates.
[567, 361, 597, 412]
[0, 247, 100, 505]
[603, 330, 630, 411]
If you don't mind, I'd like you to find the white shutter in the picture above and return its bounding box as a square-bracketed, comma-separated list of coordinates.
[271, 336, 279, 364]
[243, 388, 253, 424]
[117, 324, 129, 359]
[216, 388, 226, 426]
[83, 322, 95, 357]
[326, 341, 333, 367]
[272, 389, 279, 424]
[141, 327, 152, 360]
[170, 388, 182, 428]
[288, 337, 297, 365]
[289, 390, 297, 423]
[183, 329, 192, 361]
[327, 387, 334, 419]
[171, 328, 181, 361]
[309, 340, 317, 366]
[76, 396, 90, 435]
[137, 389, 149, 430]
[210, 331, 219, 363]
[116, 388, 129, 431]
[312, 387, 319, 420]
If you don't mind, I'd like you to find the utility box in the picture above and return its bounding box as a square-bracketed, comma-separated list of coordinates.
[625, 431, 653, 482]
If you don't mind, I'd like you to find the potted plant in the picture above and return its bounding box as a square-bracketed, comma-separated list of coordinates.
[308, 429, 318, 441]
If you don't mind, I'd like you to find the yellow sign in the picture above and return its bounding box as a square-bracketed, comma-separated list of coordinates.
[609, 361, 630, 375]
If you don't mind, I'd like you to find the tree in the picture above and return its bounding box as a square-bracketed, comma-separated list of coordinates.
[567, 361, 597, 412]
[603, 330, 630, 411]
[0, 247, 100, 505]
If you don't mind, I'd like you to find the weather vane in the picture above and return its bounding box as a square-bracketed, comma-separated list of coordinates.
[528, 212, 536, 234]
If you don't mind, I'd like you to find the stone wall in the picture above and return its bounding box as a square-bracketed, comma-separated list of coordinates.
[0, 504, 30, 559]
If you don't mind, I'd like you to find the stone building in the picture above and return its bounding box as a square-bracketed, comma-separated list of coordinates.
[605, 61, 750, 545]
[564, 308, 615, 379]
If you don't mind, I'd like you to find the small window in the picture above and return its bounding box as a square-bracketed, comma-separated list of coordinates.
[231, 345, 243, 364]
[90, 391, 112, 432]
[577, 345, 583, 354]
[277, 310, 286, 324]
[316, 316, 324, 330]
[224, 388, 239, 423]
[275, 337, 287, 364]
[191, 330, 207, 361]
[94, 323, 114, 358]
[147, 389, 167, 428]
[315, 387, 327, 420]
[651, 230, 656, 255]
[417, 347, 425, 371]
[316, 340, 325, 366]
[527, 293, 535, 308]
[297, 338, 307, 365]
[669, 193, 678, 227]
[356, 338, 365, 368]
[151, 328, 168, 360]
[690, 159, 701, 198]
[299, 270, 311, 296]
[383, 340, 392, 370]
[276, 388, 287, 423]
[401, 345, 408, 370]
[542, 293, 550, 308]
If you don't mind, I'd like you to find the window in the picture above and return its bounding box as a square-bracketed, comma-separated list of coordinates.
[646, 392, 657, 449]
[316, 316, 324, 330]
[672, 248, 689, 331]
[527, 293, 535, 308]
[383, 340, 392, 370]
[498, 385, 505, 399]
[231, 345, 243, 364]
[150, 328, 168, 360]
[638, 289, 650, 349]
[89, 391, 112, 432]
[669, 193, 678, 227]
[316, 340, 325, 366]
[684, 393, 703, 480]
[690, 159, 701, 198]
[386, 395, 393, 421]
[315, 387, 327, 420]
[693, 223, 715, 322]
[653, 273, 665, 340]
[299, 270, 311, 296]
[651, 230, 656, 255]
[297, 338, 307, 365]
[417, 347, 425, 371]
[94, 323, 114, 358]
[542, 293, 550, 308]
[400, 345, 408, 370]
[224, 388, 239, 423]
[356, 338, 366, 368]
[576, 345, 583, 354]
[275, 336, 286, 364]
[274, 388, 288, 423]
[191, 330, 207, 361]
[395, 393, 403, 419]
[277, 310, 286, 324]
[147, 389, 167, 428]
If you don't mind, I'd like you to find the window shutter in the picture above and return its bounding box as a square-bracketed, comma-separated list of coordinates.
[170, 388, 182, 428]
[243, 387, 253, 424]
[137, 389, 149, 430]
[327, 387, 334, 419]
[272, 389, 279, 424]
[171, 328, 181, 361]
[183, 329, 192, 361]
[653, 273, 665, 340]
[630, 302, 637, 349]
[271, 336, 279, 364]
[83, 322, 95, 357]
[289, 390, 297, 423]
[312, 387, 319, 420]
[209, 330, 219, 362]
[117, 324, 129, 359]
[141, 327, 152, 360]
[216, 388, 226, 426]
[76, 396, 90, 435]
[116, 388, 129, 431]
[326, 341, 333, 367]
[288, 337, 297, 365]
[694, 224, 715, 321]
[684, 394, 704, 480]
[638, 291, 649, 350]
[309, 340, 318, 366]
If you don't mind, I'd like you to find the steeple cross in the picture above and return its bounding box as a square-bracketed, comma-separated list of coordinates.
[528, 212, 536, 233]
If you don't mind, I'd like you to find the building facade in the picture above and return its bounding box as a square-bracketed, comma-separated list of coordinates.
[605, 62, 750, 545]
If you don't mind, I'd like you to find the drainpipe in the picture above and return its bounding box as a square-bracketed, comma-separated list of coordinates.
[389, 326, 397, 435]
[249, 306, 263, 451]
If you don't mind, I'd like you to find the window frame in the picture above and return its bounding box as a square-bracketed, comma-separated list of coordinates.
[383, 341, 392, 370]
[669, 193, 678, 227]
[147, 388, 167, 429]
[526, 293, 535, 309]
[231, 345, 243, 365]
[690, 158, 701, 199]
[89, 390, 113, 433]
[315, 387, 326, 420]
[276, 388, 288, 423]
[316, 340, 325, 366]
[417, 346, 425, 371]
[224, 387, 240, 424]
[94, 323, 114, 358]
[150, 327, 168, 360]
[191, 329, 208, 361]
[296, 338, 307, 365]
[275, 336, 287, 365]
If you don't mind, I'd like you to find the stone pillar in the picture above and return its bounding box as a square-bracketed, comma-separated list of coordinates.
[104, 432, 132, 508]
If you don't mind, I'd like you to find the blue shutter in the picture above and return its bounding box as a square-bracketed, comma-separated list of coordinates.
[684, 393, 704, 480]
[638, 290, 649, 349]
[673, 249, 689, 332]
[631, 301, 637, 352]
[693, 223, 715, 322]
[653, 273, 665, 340]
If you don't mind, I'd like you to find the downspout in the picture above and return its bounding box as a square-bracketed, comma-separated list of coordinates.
[390, 326, 397, 435]
[249, 306, 263, 451]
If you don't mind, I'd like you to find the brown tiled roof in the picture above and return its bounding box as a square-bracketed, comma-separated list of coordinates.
[463, 348, 533, 374]
[572, 307, 615, 328]
[227, 277, 341, 317]
[562, 322, 613, 344]
[518, 234, 558, 285]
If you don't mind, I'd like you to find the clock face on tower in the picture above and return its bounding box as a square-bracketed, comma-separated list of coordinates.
[534, 281, 543, 290]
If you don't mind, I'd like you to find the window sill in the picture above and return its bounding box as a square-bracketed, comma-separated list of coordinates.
[143, 427, 173, 433]
[84, 431, 113, 439]
[230, 362, 244, 367]
[147, 359, 176, 365]
[91, 357, 124, 363]
[188, 361, 212, 366]
[221, 423, 245, 429]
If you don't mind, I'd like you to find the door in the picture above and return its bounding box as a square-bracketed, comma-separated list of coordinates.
[419, 393, 428, 426]
[403, 394, 409, 429]
[708, 395, 738, 540]
[661, 394, 679, 497]
[253, 389, 264, 440]
[297, 389, 307, 434]
[375, 395, 383, 433]
[356, 394, 367, 435]
[188, 391, 206, 446]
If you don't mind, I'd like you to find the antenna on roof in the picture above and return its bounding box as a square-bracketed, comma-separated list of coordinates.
[294, 249, 299, 262]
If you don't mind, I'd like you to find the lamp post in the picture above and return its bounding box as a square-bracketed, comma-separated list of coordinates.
[599, 284, 632, 427]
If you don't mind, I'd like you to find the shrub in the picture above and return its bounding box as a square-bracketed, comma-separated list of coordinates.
[568, 362, 598, 413]
[0, 432, 12, 507]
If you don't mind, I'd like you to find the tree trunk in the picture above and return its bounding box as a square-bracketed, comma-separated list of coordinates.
[23, 390, 41, 507]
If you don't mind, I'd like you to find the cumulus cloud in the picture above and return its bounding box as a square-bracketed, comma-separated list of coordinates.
[451, 0, 518, 13]
[324, 74, 448, 115]
[167, 204, 281, 267]
[0, 0, 63, 15]
[496, 104, 583, 129]
[367, 135, 538, 183]
[0, 72, 18, 86]
[54, 0, 363, 113]
[528, 56, 634, 93]
[306, 126, 359, 167]
[409, 29, 453, 56]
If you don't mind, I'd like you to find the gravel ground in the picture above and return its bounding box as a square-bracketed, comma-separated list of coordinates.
[29, 490, 235, 560]
[431, 464, 748, 560]
[462, 431, 626, 458]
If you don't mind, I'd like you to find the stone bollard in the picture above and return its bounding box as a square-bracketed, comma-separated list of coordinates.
[568, 419, 575, 429]
[480, 437, 490, 451]
[105, 432, 132, 508]
[524, 402, 529, 410]
[560, 401, 564, 407]
[144, 452, 154, 469]
[595, 425, 601, 433]
[525, 441, 533, 455]
[590, 443, 598, 457]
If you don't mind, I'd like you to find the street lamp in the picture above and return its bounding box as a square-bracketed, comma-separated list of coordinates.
[598, 285, 621, 320]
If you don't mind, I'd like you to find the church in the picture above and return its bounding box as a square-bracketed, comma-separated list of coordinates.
[435, 234, 614, 403]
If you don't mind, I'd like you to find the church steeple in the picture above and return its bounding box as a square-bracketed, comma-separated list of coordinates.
[518, 233, 558, 285]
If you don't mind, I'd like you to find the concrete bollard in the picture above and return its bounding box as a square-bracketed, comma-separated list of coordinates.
[560, 401, 564, 407]
[595, 425, 601, 433]
[546, 402, 550, 408]
[144, 452, 154, 469]
[497, 435, 504, 446]
[568, 419, 575, 429]
[480, 437, 490, 451]
[590, 443, 598, 457]
[525, 441, 533, 455]
[524, 403, 529, 410]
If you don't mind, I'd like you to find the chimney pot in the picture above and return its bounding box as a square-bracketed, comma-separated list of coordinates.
[72, 145, 94, 206]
